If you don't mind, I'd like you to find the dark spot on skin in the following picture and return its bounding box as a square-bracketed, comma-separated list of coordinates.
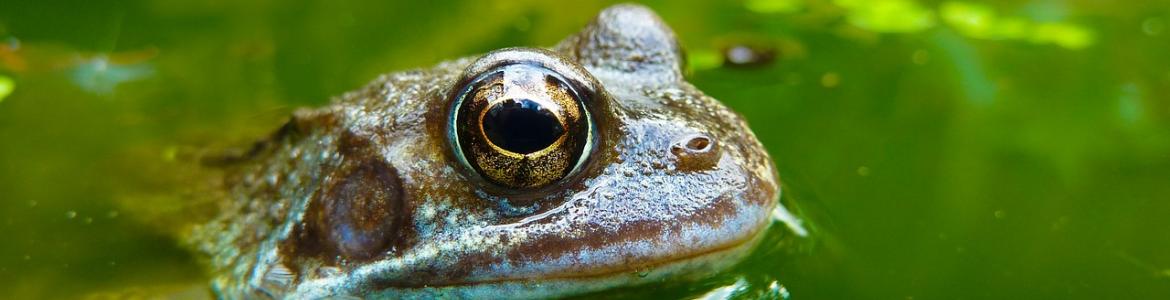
[317, 160, 404, 259]
[671, 133, 719, 171]
[287, 154, 408, 263]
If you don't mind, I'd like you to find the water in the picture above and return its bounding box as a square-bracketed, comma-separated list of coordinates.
[2, 0, 1169, 298]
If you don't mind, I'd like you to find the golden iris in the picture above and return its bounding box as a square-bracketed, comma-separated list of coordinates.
[449, 63, 592, 189]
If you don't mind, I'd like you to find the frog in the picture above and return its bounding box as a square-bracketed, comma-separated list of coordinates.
[186, 4, 789, 299]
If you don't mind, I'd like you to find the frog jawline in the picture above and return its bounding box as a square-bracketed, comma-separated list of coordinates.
[366, 222, 770, 299]
[497, 216, 771, 282]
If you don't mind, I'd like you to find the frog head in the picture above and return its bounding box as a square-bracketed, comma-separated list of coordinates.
[195, 4, 782, 299]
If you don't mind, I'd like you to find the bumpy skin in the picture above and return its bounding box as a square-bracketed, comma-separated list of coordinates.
[189, 4, 781, 299]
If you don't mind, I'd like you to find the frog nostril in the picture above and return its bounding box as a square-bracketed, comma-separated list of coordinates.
[684, 135, 712, 152]
[671, 133, 719, 171]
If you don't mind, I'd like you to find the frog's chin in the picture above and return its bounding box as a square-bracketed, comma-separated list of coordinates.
[364, 222, 771, 299]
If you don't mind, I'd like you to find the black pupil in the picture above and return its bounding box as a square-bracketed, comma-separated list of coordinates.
[481, 99, 565, 154]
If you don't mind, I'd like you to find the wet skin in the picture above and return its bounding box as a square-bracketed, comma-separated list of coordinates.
[190, 4, 783, 299]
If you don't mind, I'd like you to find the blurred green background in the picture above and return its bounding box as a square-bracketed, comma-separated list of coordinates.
[2, 0, 1169, 298]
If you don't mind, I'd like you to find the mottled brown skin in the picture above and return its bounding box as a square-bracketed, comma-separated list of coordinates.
[188, 4, 783, 299]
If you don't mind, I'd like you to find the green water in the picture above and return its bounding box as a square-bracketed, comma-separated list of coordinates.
[2, 0, 1168, 298]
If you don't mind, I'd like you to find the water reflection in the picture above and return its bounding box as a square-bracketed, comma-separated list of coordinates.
[940, 2, 1093, 49]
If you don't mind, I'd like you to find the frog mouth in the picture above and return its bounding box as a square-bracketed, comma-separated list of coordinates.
[369, 214, 774, 299]
[486, 218, 770, 283]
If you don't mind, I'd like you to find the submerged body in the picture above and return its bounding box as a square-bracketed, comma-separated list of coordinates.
[190, 4, 787, 299]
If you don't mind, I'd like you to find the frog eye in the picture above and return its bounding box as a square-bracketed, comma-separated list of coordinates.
[448, 62, 595, 190]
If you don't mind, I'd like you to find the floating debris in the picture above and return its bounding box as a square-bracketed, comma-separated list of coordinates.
[723, 44, 777, 68]
[70, 55, 155, 95]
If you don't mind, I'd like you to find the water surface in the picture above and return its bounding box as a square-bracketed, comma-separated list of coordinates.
[1, 0, 1168, 298]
